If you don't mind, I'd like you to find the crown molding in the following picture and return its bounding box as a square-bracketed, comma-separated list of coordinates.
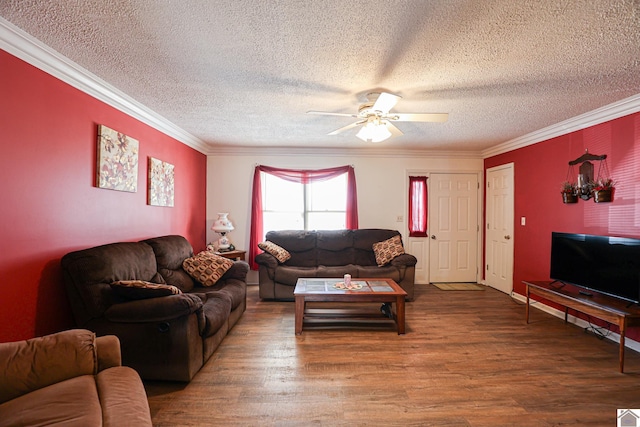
[0, 17, 209, 154]
[482, 93, 640, 159]
[205, 145, 483, 158]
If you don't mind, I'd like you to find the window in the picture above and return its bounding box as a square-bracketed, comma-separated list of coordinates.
[262, 172, 347, 232]
[306, 173, 348, 230]
[409, 176, 428, 237]
[249, 165, 358, 269]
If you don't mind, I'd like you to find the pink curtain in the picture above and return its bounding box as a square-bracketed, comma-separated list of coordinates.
[249, 165, 358, 269]
[409, 176, 428, 237]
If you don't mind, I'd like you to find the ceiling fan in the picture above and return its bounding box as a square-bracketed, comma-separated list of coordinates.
[307, 92, 448, 143]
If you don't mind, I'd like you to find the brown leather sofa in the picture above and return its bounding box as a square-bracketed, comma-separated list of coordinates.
[0, 329, 152, 427]
[61, 235, 248, 382]
[255, 229, 417, 300]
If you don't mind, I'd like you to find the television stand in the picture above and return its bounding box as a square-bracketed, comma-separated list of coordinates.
[523, 280, 640, 373]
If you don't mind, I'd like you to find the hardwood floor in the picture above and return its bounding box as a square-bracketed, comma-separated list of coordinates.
[145, 284, 640, 426]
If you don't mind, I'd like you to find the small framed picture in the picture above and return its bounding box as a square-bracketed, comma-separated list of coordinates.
[148, 157, 174, 207]
[96, 124, 139, 192]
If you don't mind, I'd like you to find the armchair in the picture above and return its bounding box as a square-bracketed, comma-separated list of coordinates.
[0, 329, 152, 427]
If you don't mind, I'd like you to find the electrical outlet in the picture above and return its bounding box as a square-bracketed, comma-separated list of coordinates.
[396, 215, 403, 222]
[521, 217, 526, 226]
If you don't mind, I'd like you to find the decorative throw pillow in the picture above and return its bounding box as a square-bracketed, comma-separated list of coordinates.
[182, 251, 234, 287]
[258, 241, 291, 263]
[110, 280, 182, 300]
[372, 235, 405, 266]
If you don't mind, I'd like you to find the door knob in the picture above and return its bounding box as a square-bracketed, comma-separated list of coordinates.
[431, 235, 436, 239]
[504, 235, 511, 240]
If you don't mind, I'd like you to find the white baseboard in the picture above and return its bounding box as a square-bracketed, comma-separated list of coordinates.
[511, 292, 640, 353]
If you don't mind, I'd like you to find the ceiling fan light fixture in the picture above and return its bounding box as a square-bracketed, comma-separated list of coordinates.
[309, 91, 447, 141]
[356, 118, 391, 143]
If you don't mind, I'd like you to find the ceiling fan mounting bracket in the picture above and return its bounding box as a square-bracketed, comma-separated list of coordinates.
[364, 92, 382, 102]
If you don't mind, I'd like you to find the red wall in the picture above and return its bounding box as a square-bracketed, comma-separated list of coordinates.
[0, 50, 207, 342]
[485, 112, 640, 337]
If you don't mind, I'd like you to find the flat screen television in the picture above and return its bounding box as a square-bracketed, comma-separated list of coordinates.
[550, 232, 640, 304]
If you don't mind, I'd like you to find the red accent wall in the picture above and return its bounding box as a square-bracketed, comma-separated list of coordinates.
[485, 112, 640, 338]
[0, 50, 207, 342]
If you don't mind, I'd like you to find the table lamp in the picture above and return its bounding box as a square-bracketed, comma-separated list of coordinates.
[211, 213, 234, 251]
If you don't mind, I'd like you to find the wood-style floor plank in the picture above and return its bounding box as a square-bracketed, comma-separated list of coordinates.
[145, 284, 640, 426]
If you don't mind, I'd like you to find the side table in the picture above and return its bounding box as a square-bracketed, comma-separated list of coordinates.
[214, 249, 246, 261]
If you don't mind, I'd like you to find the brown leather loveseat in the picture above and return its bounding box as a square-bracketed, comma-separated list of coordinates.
[0, 329, 152, 427]
[61, 235, 248, 382]
[255, 229, 417, 300]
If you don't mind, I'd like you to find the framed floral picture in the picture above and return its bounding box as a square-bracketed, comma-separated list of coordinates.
[96, 124, 139, 192]
[148, 157, 175, 207]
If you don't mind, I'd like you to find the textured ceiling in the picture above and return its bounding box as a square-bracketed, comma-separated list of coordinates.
[2, 0, 640, 154]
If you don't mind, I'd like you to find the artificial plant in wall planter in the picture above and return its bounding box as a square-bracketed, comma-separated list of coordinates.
[591, 178, 615, 203]
[560, 181, 578, 204]
[563, 149, 616, 204]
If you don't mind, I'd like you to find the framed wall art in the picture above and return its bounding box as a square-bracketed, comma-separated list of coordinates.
[96, 124, 139, 192]
[148, 157, 175, 207]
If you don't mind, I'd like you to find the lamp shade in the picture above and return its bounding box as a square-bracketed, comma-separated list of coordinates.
[211, 213, 234, 232]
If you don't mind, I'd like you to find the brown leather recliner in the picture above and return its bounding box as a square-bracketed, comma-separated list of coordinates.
[61, 235, 248, 382]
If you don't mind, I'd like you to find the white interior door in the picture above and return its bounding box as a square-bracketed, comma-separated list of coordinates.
[485, 163, 514, 294]
[429, 173, 479, 283]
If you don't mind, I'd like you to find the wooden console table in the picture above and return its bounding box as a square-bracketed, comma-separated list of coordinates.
[524, 280, 640, 373]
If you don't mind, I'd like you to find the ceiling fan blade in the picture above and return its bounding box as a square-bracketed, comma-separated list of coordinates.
[327, 120, 365, 135]
[390, 113, 449, 122]
[371, 92, 400, 114]
[384, 121, 404, 138]
[307, 111, 358, 118]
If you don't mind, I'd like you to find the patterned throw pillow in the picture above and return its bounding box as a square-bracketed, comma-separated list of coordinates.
[258, 241, 291, 263]
[182, 251, 234, 287]
[372, 235, 405, 266]
[110, 280, 182, 300]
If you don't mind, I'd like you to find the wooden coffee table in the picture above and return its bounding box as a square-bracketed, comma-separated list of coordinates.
[293, 278, 407, 335]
